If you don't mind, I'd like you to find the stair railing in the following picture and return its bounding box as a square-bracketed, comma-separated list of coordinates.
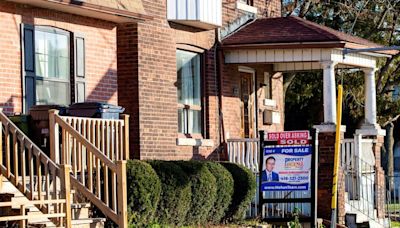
[59, 115, 129, 161]
[0, 108, 71, 227]
[49, 110, 128, 228]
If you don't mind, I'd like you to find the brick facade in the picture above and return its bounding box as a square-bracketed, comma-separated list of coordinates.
[0, 2, 118, 115]
[1, 0, 283, 160]
[316, 130, 345, 222]
[117, 0, 283, 160]
[371, 135, 386, 219]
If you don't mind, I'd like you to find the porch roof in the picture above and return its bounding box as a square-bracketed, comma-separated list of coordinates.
[6, 0, 151, 23]
[222, 16, 395, 55]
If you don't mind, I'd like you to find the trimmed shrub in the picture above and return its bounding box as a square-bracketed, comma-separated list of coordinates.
[148, 161, 192, 226]
[174, 161, 217, 225]
[126, 160, 161, 227]
[221, 162, 256, 222]
[204, 162, 234, 224]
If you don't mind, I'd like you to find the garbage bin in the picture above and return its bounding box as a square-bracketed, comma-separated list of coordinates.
[67, 102, 125, 119]
[8, 115, 30, 136]
[29, 105, 67, 154]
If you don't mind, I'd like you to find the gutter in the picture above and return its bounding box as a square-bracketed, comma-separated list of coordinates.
[6, 0, 152, 23]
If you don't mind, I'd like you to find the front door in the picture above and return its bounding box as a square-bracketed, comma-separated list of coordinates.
[240, 71, 255, 138]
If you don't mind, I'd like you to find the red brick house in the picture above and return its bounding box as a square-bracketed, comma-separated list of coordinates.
[0, 0, 150, 114]
[118, 0, 283, 160]
[0, 0, 283, 161]
[0, 0, 395, 227]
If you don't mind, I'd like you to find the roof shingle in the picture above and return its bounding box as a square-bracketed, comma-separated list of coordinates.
[222, 16, 381, 48]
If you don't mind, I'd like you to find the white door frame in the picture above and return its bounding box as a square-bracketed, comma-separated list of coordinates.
[238, 66, 257, 138]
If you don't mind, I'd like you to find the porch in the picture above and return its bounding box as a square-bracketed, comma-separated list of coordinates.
[0, 108, 130, 227]
[222, 16, 393, 226]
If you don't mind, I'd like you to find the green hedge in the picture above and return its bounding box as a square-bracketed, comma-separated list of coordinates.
[148, 161, 192, 226]
[204, 162, 234, 224]
[174, 161, 217, 225]
[126, 160, 161, 227]
[221, 162, 256, 222]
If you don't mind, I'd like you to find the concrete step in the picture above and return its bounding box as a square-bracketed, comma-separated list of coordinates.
[72, 202, 91, 220]
[72, 217, 106, 228]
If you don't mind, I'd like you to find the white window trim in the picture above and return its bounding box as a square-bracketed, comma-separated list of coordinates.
[176, 138, 214, 147]
[236, 1, 258, 14]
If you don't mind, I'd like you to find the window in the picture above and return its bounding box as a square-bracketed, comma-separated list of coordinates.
[239, 0, 253, 6]
[176, 50, 202, 135]
[35, 28, 70, 105]
[22, 24, 86, 113]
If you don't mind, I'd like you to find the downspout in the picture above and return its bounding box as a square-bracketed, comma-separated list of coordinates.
[215, 28, 226, 160]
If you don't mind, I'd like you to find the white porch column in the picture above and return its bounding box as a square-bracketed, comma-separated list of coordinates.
[321, 61, 337, 124]
[363, 68, 377, 126]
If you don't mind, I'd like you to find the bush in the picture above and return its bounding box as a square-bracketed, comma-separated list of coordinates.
[174, 161, 217, 225]
[221, 162, 256, 222]
[126, 160, 161, 227]
[204, 162, 234, 224]
[148, 161, 192, 226]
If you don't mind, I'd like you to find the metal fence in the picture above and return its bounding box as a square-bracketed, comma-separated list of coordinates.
[386, 175, 400, 225]
[342, 155, 377, 219]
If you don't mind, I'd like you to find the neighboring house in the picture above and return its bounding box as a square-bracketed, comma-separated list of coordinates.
[0, 1, 149, 227]
[0, 0, 149, 114]
[118, 0, 283, 160]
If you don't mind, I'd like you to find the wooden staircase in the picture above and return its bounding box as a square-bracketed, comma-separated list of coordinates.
[0, 109, 129, 227]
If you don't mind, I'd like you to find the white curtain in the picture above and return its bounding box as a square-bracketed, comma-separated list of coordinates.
[177, 50, 201, 134]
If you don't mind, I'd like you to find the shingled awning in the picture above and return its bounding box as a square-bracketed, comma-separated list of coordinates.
[223, 16, 394, 55]
[7, 0, 151, 23]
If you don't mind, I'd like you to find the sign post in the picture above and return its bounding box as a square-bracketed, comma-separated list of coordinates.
[258, 130, 317, 226]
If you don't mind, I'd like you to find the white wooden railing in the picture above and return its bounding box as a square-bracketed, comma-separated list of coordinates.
[227, 138, 260, 173]
[49, 110, 128, 228]
[227, 138, 260, 217]
[0, 109, 70, 227]
[59, 115, 129, 161]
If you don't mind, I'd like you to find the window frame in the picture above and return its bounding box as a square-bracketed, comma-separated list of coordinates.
[176, 49, 206, 139]
[239, 0, 254, 6]
[22, 24, 87, 113]
[34, 26, 72, 106]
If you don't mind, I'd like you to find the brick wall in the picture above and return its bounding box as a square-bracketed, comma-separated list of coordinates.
[222, 0, 281, 25]
[117, 23, 140, 159]
[316, 131, 344, 222]
[0, 2, 118, 115]
[222, 64, 284, 140]
[117, 0, 282, 160]
[371, 135, 386, 219]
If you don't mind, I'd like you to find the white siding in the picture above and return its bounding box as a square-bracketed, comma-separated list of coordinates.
[167, 0, 222, 29]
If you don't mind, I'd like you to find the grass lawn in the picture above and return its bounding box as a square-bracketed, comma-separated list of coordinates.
[392, 221, 400, 228]
[387, 204, 400, 212]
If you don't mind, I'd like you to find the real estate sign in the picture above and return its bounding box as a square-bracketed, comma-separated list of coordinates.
[261, 145, 312, 191]
[258, 130, 316, 225]
[261, 130, 312, 191]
